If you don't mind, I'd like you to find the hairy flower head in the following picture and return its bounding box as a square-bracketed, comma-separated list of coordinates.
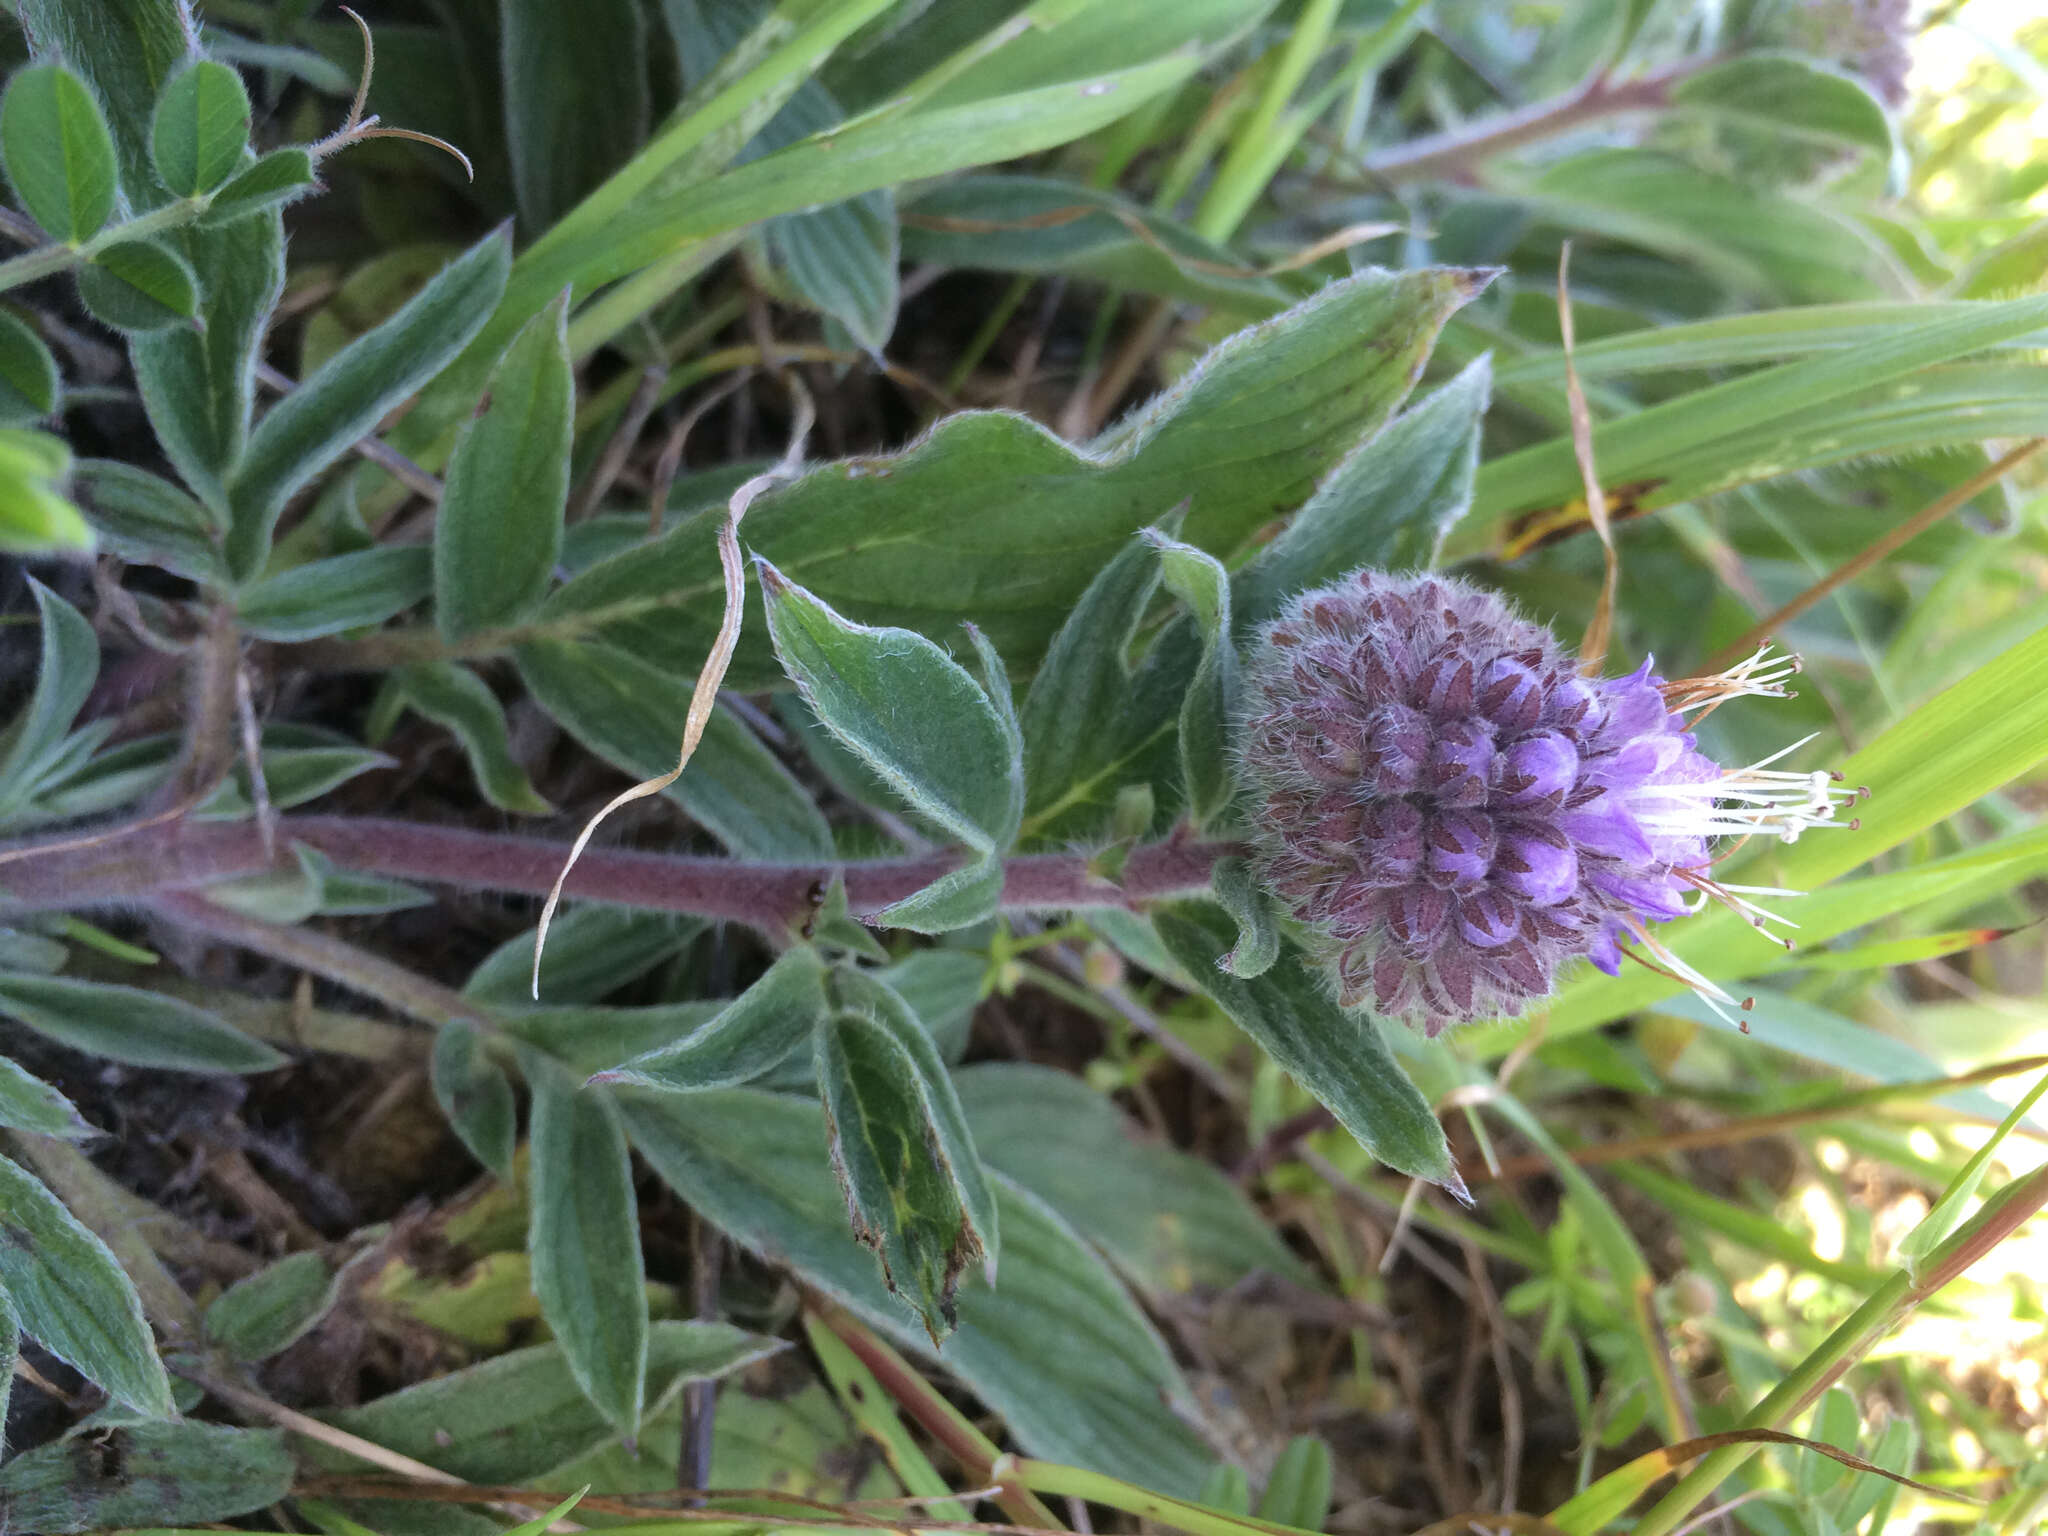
[1238, 571, 1862, 1035]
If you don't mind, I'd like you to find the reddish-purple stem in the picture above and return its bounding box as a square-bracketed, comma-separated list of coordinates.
[6, 813, 1234, 934]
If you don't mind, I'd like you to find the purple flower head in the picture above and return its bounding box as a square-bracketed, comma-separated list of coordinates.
[1238, 571, 1863, 1036]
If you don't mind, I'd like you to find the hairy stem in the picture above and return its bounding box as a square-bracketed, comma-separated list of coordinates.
[4, 812, 1233, 931]
[1362, 61, 1702, 188]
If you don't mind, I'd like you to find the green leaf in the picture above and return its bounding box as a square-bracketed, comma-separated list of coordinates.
[0, 308, 59, 426]
[1210, 856, 1279, 980]
[1256, 1436, 1333, 1530]
[516, 637, 833, 859]
[1019, 529, 1165, 821]
[15, 0, 196, 203]
[1524, 149, 1884, 305]
[466, 907, 703, 1007]
[0, 1054, 92, 1139]
[1234, 356, 1491, 620]
[195, 145, 318, 228]
[508, 1002, 719, 1079]
[205, 1249, 340, 1361]
[523, 1052, 648, 1434]
[899, 174, 1289, 314]
[75, 236, 199, 331]
[150, 58, 252, 197]
[1454, 294, 2048, 557]
[0, 1421, 291, 1532]
[816, 1009, 980, 1340]
[953, 1063, 1314, 1297]
[878, 854, 1005, 934]
[1154, 904, 1463, 1196]
[435, 291, 573, 639]
[0, 432, 91, 556]
[131, 209, 284, 515]
[758, 560, 1023, 856]
[1148, 533, 1235, 831]
[388, 663, 550, 815]
[540, 267, 1484, 690]
[0, 972, 286, 1074]
[0, 1290, 16, 1455]
[318, 1323, 784, 1483]
[502, 0, 648, 233]
[0, 1152, 172, 1416]
[497, 1488, 591, 1536]
[590, 944, 828, 1092]
[1670, 52, 1895, 160]
[432, 1021, 517, 1180]
[621, 1089, 1214, 1495]
[192, 735, 394, 819]
[71, 460, 224, 582]
[226, 228, 511, 581]
[769, 188, 900, 354]
[411, 32, 1243, 439]
[834, 966, 1000, 1274]
[0, 580, 98, 811]
[235, 546, 434, 641]
[0, 65, 118, 243]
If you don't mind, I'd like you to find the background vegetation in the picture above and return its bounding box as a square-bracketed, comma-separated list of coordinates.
[1, 0, 2047, 1533]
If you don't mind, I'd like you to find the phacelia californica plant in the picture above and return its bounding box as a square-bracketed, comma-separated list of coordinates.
[1238, 571, 1863, 1036]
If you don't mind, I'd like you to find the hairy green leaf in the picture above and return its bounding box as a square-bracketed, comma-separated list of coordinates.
[0, 1153, 172, 1416]
[150, 58, 252, 197]
[436, 291, 573, 639]
[76, 236, 200, 330]
[0, 972, 286, 1074]
[235, 546, 433, 641]
[0, 1421, 290, 1532]
[71, 459, 224, 581]
[622, 1089, 1214, 1495]
[0, 1055, 92, 1139]
[0, 309, 59, 426]
[523, 1052, 648, 1434]
[516, 637, 832, 859]
[591, 944, 828, 1092]
[759, 560, 1023, 856]
[205, 1250, 340, 1362]
[1155, 904, 1463, 1195]
[433, 1021, 517, 1180]
[0, 65, 118, 243]
[226, 228, 511, 580]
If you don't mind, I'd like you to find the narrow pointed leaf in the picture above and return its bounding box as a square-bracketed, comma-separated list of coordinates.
[758, 560, 1022, 854]
[1148, 533, 1235, 830]
[0, 580, 98, 806]
[0, 1055, 92, 1139]
[226, 228, 511, 580]
[234, 546, 433, 641]
[1020, 529, 1165, 819]
[196, 146, 317, 228]
[0, 1421, 291, 1531]
[591, 945, 828, 1093]
[204, 1249, 340, 1362]
[523, 1052, 648, 1434]
[72, 460, 224, 581]
[0, 1153, 172, 1416]
[816, 1010, 978, 1340]
[836, 966, 998, 1274]
[1154, 904, 1461, 1195]
[391, 662, 551, 815]
[0, 973, 286, 1074]
[435, 291, 573, 638]
[0, 309, 59, 426]
[432, 1021, 517, 1180]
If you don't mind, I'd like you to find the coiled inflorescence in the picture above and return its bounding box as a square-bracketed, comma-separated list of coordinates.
[1238, 571, 1861, 1036]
